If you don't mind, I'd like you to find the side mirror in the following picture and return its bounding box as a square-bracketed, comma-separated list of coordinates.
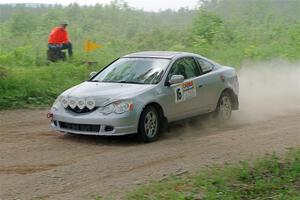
[168, 75, 184, 85]
[89, 71, 97, 79]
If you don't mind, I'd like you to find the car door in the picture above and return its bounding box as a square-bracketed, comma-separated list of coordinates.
[194, 57, 221, 113]
[162, 57, 201, 121]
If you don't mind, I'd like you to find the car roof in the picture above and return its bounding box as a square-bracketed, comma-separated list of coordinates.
[122, 51, 198, 59]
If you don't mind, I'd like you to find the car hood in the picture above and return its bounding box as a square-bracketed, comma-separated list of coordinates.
[61, 81, 155, 106]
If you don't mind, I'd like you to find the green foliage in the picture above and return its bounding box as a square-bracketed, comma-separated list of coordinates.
[0, 0, 300, 109]
[195, 0, 300, 65]
[127, 149, 300, 200]
[9, 10, 39, 36]
[1, 0, 300, 67]
[0, 46, 38, 66]
[0, 3, 196, 67]
[192, 10, 223, 44]
[0, 63, 100, 109]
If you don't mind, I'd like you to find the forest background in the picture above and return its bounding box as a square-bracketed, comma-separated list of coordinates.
[0, 0, 299, 109]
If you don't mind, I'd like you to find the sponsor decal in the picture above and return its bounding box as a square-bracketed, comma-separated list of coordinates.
[174, 81, 196, 103]
[175, 85, 184, 103]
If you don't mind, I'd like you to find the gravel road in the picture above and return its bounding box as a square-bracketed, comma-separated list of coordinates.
[0, 63, 299, 200]
[0, 108, 299, 200]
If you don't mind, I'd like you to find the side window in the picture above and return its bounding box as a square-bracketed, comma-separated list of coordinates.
[167, 57, 200, 80]
[197, 58, 214, 73]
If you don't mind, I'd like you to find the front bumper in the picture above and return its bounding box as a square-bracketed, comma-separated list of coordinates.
[50, 106, 139, 136]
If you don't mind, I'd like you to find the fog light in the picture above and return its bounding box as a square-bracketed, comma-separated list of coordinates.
[104, 126, 114, 132]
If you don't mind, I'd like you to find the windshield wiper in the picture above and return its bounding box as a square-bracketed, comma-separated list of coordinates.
[89, 80, 145, 84]
[117, 81, 145, 84]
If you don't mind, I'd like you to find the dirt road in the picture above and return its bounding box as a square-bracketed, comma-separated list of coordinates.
[1, 63, 300, 199]
[0, 108, 299, 200]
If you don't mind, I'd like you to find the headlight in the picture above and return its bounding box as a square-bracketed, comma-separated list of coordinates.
[77, 98, 86, 110]
[61, 96, 69, 108]
[86, 97, 96, 110]
[114, 101, 133, 114]
[100, 104, 115, 115]
[58, 96, 96, 110]
[99, 100, 133, 115]
[69, 97, 78, 109]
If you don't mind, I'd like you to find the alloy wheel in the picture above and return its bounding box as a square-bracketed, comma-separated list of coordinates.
[144, 111, 158, 138]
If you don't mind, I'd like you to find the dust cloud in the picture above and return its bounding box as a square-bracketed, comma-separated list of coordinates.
[167, 60, 300, 136]
[233, 60, 300, 123]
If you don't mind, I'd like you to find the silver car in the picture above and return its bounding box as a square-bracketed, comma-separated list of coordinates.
[49, 51, 239, 142]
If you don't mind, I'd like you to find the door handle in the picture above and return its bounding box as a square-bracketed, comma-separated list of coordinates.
[198, 84, 203, 88]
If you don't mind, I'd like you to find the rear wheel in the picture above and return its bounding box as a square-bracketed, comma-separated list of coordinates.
[137, 106, 161, 142]
[216, 91, 232, 121]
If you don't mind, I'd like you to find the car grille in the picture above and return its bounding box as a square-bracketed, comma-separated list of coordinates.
[59, 121, 100, 133]
[65, 106, 97, 114]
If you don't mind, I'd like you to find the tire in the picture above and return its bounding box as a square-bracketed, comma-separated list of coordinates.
[137, 106, 161, 142]
[215, 91, 233, 121]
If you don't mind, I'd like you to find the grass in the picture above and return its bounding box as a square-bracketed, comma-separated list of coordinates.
[0, 62, 102, 109]
[126, 148, 300, 200]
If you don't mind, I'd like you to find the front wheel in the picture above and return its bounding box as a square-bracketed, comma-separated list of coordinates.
[137, 106, 161, 142]
[215, 92, 233, 121]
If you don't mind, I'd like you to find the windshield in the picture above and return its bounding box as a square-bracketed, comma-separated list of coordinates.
[91, 57, 170, 84]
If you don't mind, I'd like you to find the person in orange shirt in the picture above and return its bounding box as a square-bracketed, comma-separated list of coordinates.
[48, 22, 73, 58]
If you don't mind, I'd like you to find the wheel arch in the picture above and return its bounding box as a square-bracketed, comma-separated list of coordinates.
[220, 88, 239, 110]
[142, 102, 166, 121]
[139, 102, 168, 130]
